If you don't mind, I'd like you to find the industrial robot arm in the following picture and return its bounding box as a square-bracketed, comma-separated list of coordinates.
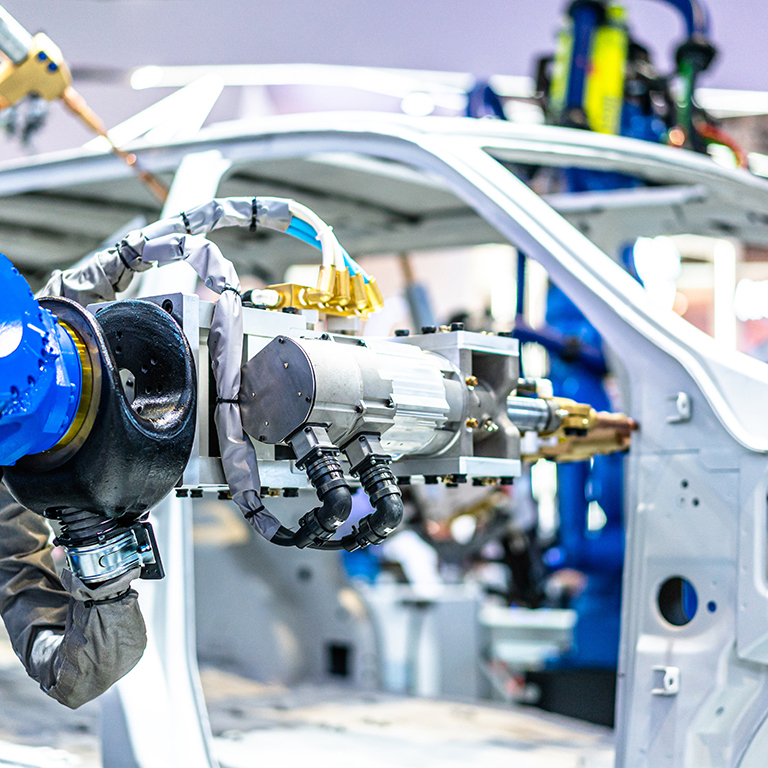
[0, 197, 635, 706]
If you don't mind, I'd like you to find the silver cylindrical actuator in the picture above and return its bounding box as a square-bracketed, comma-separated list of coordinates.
[239, 334, 465, 458]
[0, 7, 32, 64]
[506, 396, 562, 434]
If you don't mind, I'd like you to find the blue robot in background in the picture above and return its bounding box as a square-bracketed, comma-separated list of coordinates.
[537, 0, 719, 672]
[469, 0, 725, 682]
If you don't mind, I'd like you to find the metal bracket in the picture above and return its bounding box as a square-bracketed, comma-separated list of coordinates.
[135, 521, 165, 580]
[652, 666, 680, 696]
[342, 433, 387, 473]
[667, 392, 692, 424]
[289, 424, 336, 466]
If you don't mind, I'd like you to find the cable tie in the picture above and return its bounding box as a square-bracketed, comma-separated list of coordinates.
[220, 285, 241, 296]
[250, 197, 258, 233]
[180, 211, 192, 235]
[243, 503, 266, 520]
[215, 397, 239, 404]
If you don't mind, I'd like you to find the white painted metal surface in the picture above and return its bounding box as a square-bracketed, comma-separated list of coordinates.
[4, 113, 768, 765]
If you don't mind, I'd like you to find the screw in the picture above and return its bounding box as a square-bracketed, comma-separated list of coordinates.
[386, 398, 395, 408]
[465, 375, 478, 387]
[394, 329, 410, 337]
[421, 326, 437, 334]
[354, 404, 364, 413]
[450, 322, 465, 331]
[466, 417, 479, 428]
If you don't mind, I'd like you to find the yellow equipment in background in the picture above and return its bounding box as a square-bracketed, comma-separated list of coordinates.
[0, 5, 168, 202]
[547, 1, 629, 135]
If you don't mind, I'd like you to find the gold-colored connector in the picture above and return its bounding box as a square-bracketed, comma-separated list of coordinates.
[523, 396, 636, 463]
[305, 265, 335, 304]
[327, 267, 351, 308]
[262, 259, 385, 318]
[263, 283, 307, 310]
[364, 278, 385, 312]
[350, 272, 369, 311]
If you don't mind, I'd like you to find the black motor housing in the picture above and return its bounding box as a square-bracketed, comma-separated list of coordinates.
[4, 298, 196, 519]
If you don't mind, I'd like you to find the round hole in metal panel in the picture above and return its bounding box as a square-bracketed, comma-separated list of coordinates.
[658, 576, 698, 626]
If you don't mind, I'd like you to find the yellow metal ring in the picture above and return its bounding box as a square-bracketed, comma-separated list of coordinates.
[52, 320, 94, 450]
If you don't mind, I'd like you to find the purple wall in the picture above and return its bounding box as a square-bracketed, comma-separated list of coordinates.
[2, 0, 765, 89]
[0, 0, 763, 161]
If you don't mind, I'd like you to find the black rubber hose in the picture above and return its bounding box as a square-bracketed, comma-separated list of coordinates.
[309, 475, 404, 552]
[268, 461, 353, 549]
[371, 494, 403, 534]
[316, 485, 352, 531]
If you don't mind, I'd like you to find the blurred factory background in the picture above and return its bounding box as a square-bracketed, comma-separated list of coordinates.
[0, 2, 768, 767]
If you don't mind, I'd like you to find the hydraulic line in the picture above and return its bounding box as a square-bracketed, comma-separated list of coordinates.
[269, 447, 353, 549]
[309, 454, 404, 552]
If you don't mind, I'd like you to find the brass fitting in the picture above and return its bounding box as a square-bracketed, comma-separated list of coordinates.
[524, 397, 637, 462]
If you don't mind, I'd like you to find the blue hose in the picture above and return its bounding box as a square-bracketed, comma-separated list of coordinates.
[286, 220, 371, 282]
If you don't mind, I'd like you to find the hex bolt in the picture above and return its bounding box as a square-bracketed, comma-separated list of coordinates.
[465, 375, 478, 387]
[466, 417, 479, 428]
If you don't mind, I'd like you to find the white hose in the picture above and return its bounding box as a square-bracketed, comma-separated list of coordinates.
[287, 199, 343, 270]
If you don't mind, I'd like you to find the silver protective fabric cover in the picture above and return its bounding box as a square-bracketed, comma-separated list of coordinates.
[36, 197, 295, 539]
[141, 196, 292, 240]
[37, 232, 151, 304]
[36, 197, 292, 305]
[139, 233, 281, 539]
[0, 486, 146, 709]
